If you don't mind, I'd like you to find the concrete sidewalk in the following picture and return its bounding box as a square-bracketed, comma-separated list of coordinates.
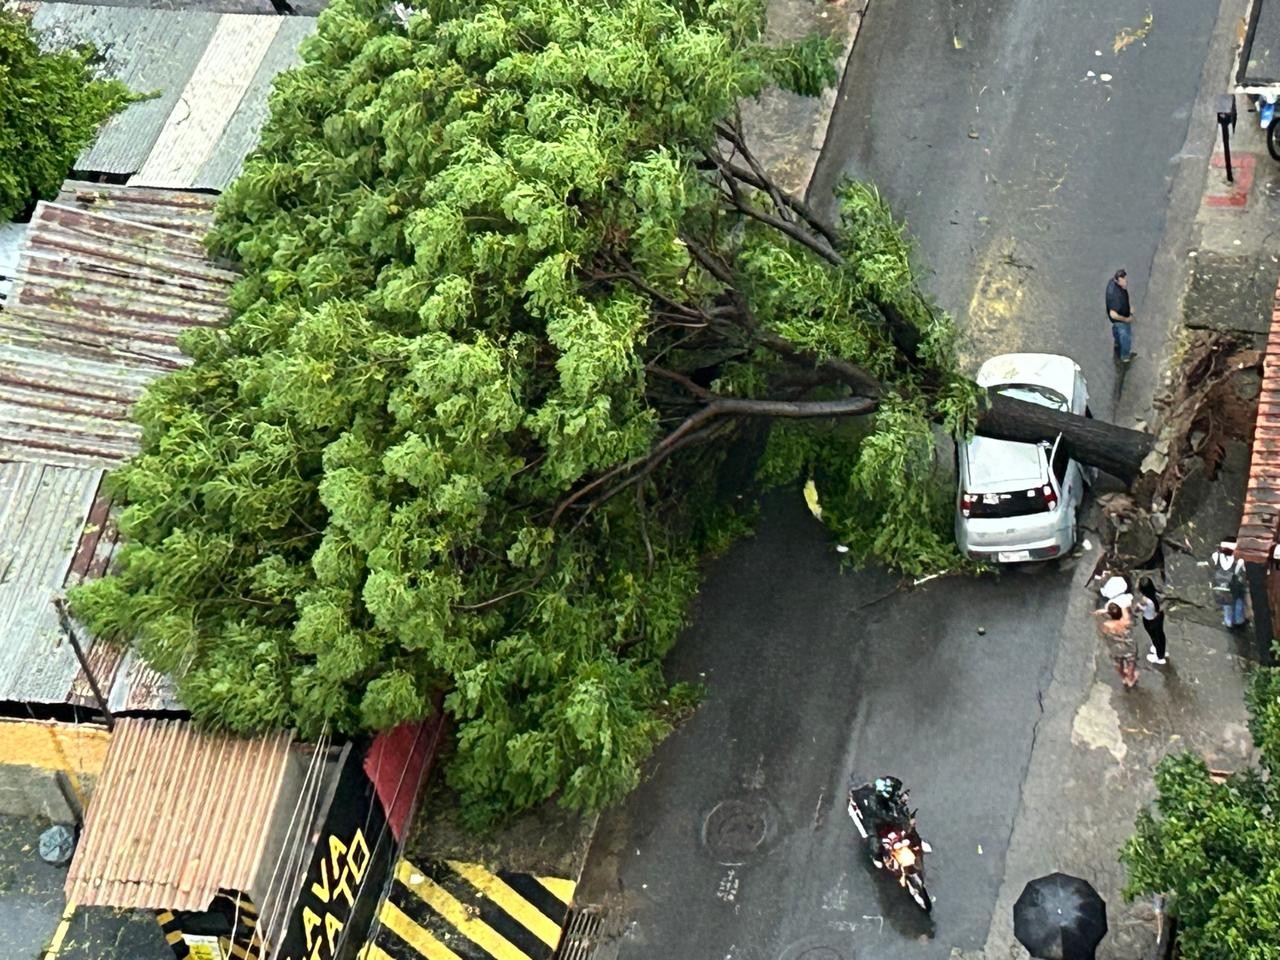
[970, 10, 1280, 959]
[0, 815, 171, 960]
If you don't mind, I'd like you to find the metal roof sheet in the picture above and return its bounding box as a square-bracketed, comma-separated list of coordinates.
[0, 221, 28, 303]
[28, 3, 218, 176]
[0, 461, 103, 703]
[0, 222, 28, 279]
[0, 199, 236, 470]
[192, 16, 316, 190]
[55, 181, 218, 235]
[1239, 277, 1280, 561]
[66, 718, 293, 910]
[132, 15, 285, 189]
[24, 4, 315, 185]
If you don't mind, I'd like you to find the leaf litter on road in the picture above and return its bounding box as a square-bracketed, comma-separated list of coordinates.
[1114, 11, 1154, 54]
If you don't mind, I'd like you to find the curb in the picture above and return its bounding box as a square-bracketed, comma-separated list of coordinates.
[804, 0, 872, 197]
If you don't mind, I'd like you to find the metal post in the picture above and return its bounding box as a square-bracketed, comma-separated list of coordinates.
[1217, 94, 1238, 184]
[53, 597, 115, 731]
[1222, 119, 1234, 183]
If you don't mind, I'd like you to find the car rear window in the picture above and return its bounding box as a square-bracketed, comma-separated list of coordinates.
[965, 489, 1053, 519]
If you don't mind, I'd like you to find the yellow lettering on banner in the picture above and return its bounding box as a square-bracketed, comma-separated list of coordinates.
[329, 835, 349, 875]
[291, 830, 375, 960]
[302, 906, 322, 950]
[325, 912, 344, 955]
[311, 859, 331, 903]
[349, 830, 370, 882]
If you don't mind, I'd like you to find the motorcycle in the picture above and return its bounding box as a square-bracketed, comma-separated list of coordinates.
[847, 783, 933, 913]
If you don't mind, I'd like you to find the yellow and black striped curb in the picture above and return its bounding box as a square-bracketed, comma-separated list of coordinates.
[365, 858, 575, 960]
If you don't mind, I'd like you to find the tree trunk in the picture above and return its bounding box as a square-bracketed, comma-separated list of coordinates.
[977, 393, 1153, 485]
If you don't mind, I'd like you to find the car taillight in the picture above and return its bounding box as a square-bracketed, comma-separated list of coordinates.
[961, 493, 974, 517]
[1043, 484, 1058, 510]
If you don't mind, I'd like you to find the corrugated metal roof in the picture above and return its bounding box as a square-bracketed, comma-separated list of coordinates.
[0, 199, 236, 470]
[133, 15, 284, 189]
[1239, 277, 1280, 561]
[194, 16, 315, 189]
[105, 648, 183, 714]
[0, 461, 103, 703]
[0, 443, 177, 711]
[55, 181, 217, 235]
[24, 3, 315, 187]
[29, 3, 218, 176]
[0, 221, 29, 303]
[66, 718, 293, 910]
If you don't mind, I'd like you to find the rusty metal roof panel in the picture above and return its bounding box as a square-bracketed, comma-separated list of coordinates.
[25, 3, 218, 176]
[106, 648, 183, 713]
[0, 462, 103, 703]
[193, 15, 317, 190]
[54, 182, 217, 236]
[67, 718, 293, 910]
[1239, 277, 1280, 562]
[0, 201, 236, 470]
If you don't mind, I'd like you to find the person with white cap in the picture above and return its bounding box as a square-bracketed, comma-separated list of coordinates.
[1100, 573, 1133, 612]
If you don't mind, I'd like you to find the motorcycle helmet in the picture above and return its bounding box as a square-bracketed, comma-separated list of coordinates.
[874, 776, 903, 799]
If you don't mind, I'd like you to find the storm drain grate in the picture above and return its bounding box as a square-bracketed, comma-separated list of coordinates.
[552, 904, 608, 960]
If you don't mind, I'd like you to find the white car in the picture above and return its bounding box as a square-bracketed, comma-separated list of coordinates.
[956, 353, 1091, 563]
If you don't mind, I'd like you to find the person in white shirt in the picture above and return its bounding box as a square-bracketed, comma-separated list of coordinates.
[1210, 540, 1248, 629]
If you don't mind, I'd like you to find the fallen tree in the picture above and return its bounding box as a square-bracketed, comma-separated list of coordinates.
[69, 0, 1152, 824]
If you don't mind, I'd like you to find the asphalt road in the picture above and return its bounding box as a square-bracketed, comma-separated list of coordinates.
[582, 1, 1218, 958]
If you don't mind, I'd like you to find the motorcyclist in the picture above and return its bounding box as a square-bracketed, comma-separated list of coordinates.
[852, 776, 914, 868]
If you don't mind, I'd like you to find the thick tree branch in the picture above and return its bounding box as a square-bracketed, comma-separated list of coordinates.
[586, 264, 706, 322]
[552, 392, 877, 528]
[753, 328, 885, 400]
[721, 189, 843, 267]
[978, 392, 1153, 485]
[568, 422, 735, 534]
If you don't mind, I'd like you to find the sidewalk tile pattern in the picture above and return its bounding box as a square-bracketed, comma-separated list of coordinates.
[1205, 151, 1256, 208]
[368, 859, 574, 960]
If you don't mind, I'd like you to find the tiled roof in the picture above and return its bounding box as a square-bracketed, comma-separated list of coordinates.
[0, 198, 235, 470]
[66, 718, 293, 910]
[1239, 276, 1280, 561]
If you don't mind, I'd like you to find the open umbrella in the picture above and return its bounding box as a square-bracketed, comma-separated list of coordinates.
[1013, 873, 1108, 960]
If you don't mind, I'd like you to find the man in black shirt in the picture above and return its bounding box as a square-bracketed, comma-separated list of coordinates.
[1106, 268, 1135, 363]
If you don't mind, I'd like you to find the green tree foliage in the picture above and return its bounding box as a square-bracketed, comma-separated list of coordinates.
[0, 9, 135, 220]
[1121, 667, 1280, 958]
[70, 0, 977, 825]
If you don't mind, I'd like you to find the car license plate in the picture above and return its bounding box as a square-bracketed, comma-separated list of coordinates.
[997, 550, 1032, 563]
